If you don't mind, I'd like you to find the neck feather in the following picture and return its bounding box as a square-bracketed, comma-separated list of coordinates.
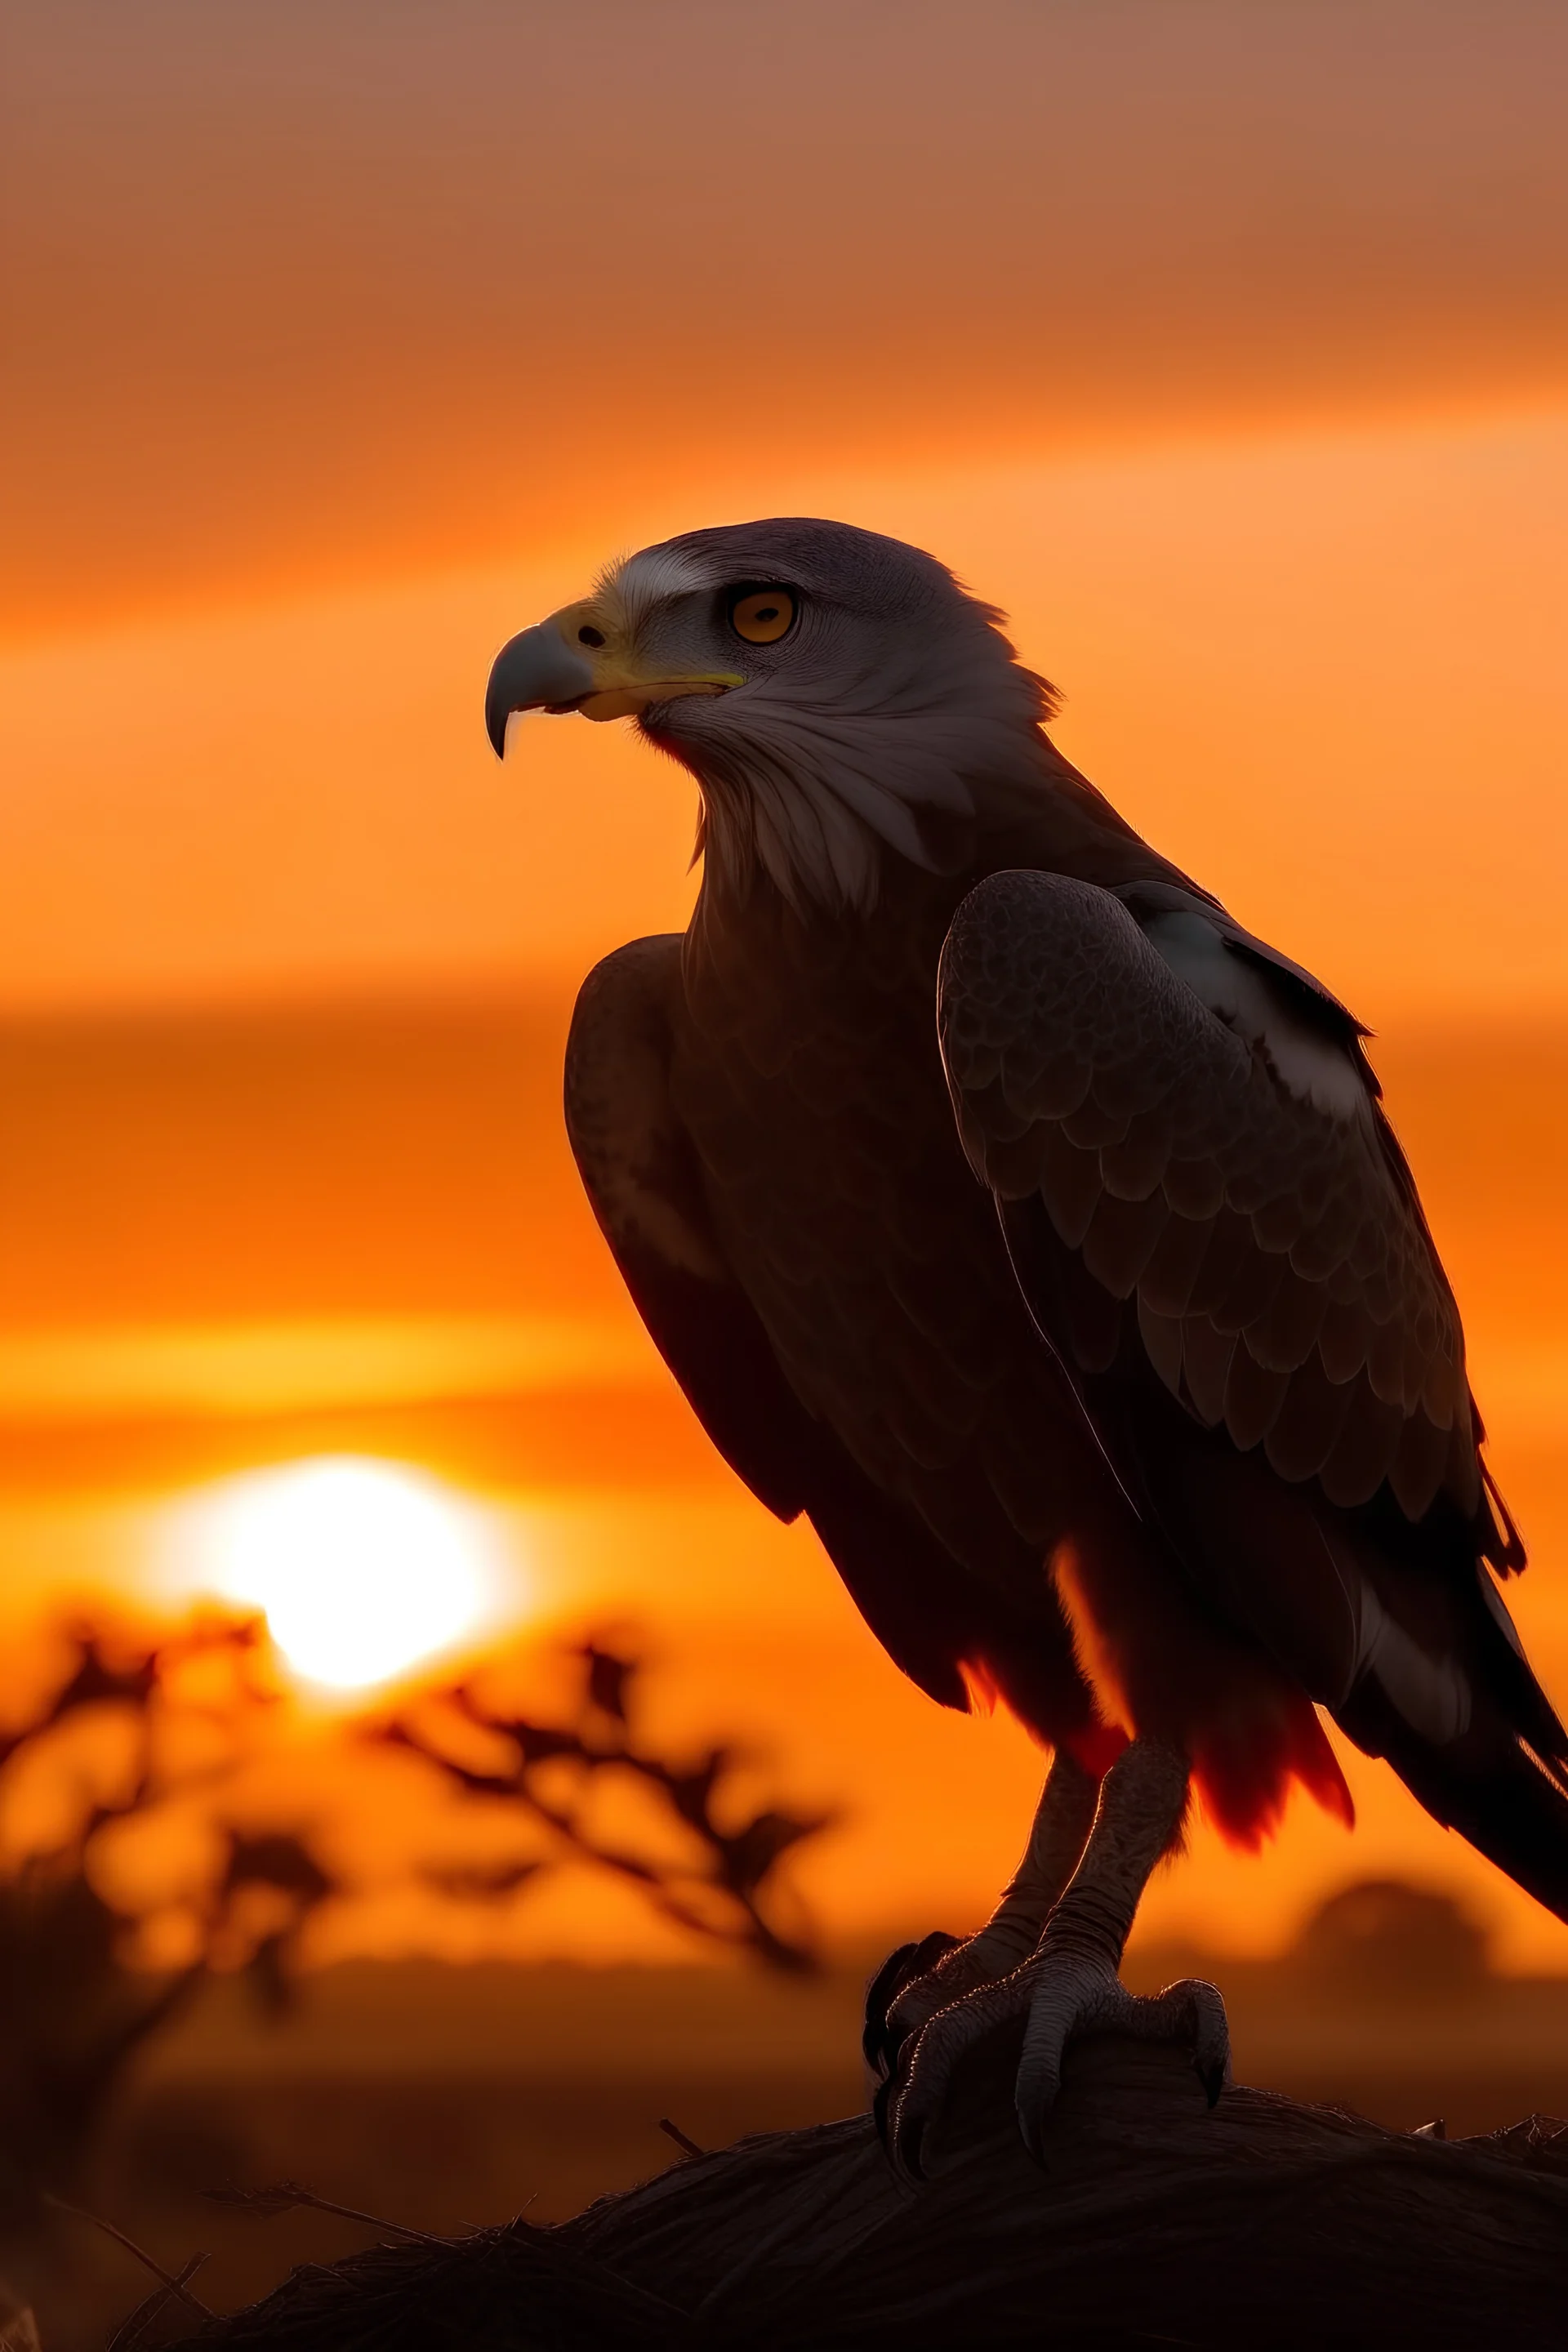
[675, 678, 1058, 915]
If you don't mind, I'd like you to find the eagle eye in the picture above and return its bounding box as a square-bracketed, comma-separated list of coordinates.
[728, 586, 796, 646]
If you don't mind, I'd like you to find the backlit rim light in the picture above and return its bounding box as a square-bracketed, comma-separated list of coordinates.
[173, 1456, 507, 1690]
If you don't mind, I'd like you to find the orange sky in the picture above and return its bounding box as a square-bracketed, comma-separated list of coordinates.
[7, 1, 1568, 635]
[7, 1, 1568, 1017]
[4, 4, 1568, 1976]
[7, 420, 1568, 1018]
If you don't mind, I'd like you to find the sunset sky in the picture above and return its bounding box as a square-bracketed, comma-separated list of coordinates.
[4, 2, 1568, 1972]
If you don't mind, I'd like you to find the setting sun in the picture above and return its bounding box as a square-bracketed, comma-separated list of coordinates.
[173, 1456, 507, 1690]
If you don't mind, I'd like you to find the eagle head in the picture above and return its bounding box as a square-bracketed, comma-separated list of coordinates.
[484, 519, 1056, 911]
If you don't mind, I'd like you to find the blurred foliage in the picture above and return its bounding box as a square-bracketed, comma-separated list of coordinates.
[376, 1639, 835, 1973]
[1290, 1878, 1490, 1999]
[0, 1618, 334, 2217]
[0, 1615, 833, 2241]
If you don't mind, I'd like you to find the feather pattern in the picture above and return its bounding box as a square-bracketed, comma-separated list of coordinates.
[546, 514, 1568, 1913]
[565, 929, 1107, 1754]
[938, 871, 1478, 1526]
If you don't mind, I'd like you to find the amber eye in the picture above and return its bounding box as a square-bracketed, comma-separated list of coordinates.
[728, 586, 796, 645]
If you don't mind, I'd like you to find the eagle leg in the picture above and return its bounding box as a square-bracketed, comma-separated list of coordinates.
[884, 1740, 1230, 2177]
[863, 1747, 1102, 2078]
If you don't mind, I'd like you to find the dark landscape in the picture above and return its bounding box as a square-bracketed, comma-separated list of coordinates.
[0, 1882, 1561, 2342]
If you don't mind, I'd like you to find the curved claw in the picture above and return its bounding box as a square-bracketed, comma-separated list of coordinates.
[879, 1953, 1233, 2180]
[871, 2068, 896, 2152]
[862, 1931, 961, 2075]
[884, 1967, 1031, 2180]
[1016, 1968, 1232, 2163]
[1184, 1979, 1232, 2109]
[1012, 1949, 1121, 2154]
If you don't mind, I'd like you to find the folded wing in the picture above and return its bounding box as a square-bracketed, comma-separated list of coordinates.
[939, 871, 1494, 1533]
[564, 932, 1096, 1740]
[938, 870, 1568, 1915]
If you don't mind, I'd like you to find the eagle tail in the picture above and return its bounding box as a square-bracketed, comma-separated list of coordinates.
[1337, 1647, 1568, 1929]
[1397, 1732, 1568, 1928]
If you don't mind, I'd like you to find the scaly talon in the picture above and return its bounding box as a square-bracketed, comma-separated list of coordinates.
[1013, 1947, 1230, 2159]
[866, 1748, 1102, 2093]
[885, 1940, 1231, 2175]
[862, 1930, 961, 2075]
[884, 1958, 1039, 2176]
[880, 1742, 1229, 2178]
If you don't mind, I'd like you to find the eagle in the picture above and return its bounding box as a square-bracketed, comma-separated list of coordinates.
[486, 519, 1568, 2171]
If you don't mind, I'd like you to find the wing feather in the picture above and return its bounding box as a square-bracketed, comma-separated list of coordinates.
[938, 871, 1568, 1899]
[564, 931, 1096, 1734]
[938, 871, 1494, 1544]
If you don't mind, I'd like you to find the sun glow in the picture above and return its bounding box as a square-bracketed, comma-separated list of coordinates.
[172, 1456, 507, 1690]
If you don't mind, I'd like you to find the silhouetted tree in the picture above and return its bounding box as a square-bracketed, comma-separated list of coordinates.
[0, 1614, 835, 2236]
[0, 1619, 337, 2219]
[372, 1638, 835, 1971]
[1288, 1877, 1490, 1998]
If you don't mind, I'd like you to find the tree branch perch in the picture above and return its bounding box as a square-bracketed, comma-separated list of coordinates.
[163, 2032, 1568, 2349]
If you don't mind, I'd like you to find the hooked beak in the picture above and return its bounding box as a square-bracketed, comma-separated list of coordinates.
[484, 602, 743, 759]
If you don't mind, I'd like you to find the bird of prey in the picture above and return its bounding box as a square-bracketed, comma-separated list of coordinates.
[486, 519, 1567, 2171]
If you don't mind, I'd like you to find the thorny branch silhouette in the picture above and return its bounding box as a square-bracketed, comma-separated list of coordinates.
[372, 1639, 835, 1972]
[0, 1614, 832, 2285]
[0, 1616, 335, 2216]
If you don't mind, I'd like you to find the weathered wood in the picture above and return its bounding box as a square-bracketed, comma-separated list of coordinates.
[170, 2033, 1568, 2349]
